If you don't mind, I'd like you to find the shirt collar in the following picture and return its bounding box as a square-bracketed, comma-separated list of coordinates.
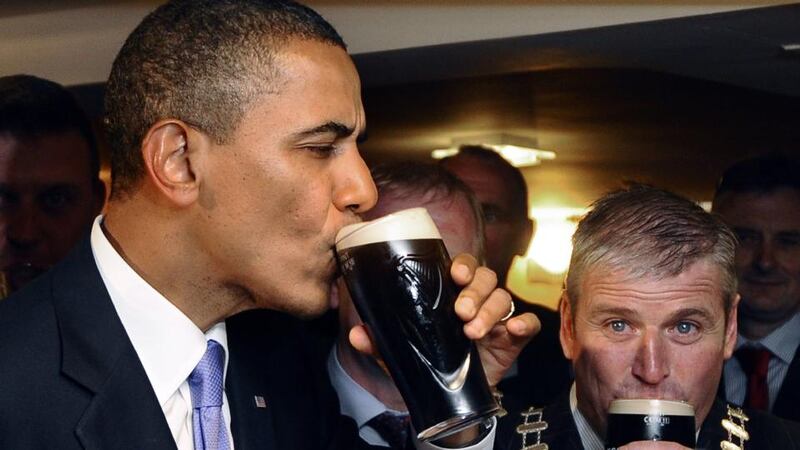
[569, 384, 605, 450]
[327, 343, 402, 428]
[90, 216, 228, 406]
[736, 311, 800, 364]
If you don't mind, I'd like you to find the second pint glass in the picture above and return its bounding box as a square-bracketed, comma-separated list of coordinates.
[335, 207, 500, 442]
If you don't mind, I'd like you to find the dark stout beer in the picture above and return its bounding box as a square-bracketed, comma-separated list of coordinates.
[605, 399, 695, 449]
[335, 208, 500, 441]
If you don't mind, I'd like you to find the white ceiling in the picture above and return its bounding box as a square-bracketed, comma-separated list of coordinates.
[0, 0, 793, 86]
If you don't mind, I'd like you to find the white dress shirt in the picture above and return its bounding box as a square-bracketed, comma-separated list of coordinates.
[327, 343, 496, 450]
[90, 216, 234, 450]
[724, 311, 800, 410]
[570, 384, 605, 450]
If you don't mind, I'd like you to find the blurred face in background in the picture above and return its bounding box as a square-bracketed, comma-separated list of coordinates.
[441, 155, 532, 283]
[713, 188, 800, 331]
[0, 131, 103, 292]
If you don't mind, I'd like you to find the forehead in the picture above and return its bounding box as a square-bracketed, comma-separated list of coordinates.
[443, 157, 515, 206]
[579, 260, 726, 316]
[367, 190, 478, 255]
[227, 39, 363, 147]
[714, 188, 800, 230]
[0, 131, 93, 184]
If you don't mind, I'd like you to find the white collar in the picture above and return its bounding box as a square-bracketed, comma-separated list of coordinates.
[90, 216, 228, 406]
[736, 311, 800, 364]
[327, 343, 396, 428]
[569, 384, 605, 450]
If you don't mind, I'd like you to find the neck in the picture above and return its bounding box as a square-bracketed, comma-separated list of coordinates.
[737, 308, 799, 340]
[103, 199, 254, 331]
[336, 336, 407, 411]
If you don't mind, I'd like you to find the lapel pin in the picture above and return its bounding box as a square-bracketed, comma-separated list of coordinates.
[254, 395, 267, 409]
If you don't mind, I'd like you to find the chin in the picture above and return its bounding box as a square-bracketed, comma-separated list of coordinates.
[284, 287, 331, 320]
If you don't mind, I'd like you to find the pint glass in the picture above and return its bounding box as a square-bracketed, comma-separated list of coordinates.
[335, 207, 500, 441]
[606, 399, 696, 449]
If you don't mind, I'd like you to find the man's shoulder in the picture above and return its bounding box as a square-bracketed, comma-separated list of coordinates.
[701, 401, 800, 449]
[497, 390, 583, 450]
[745, 407, 800, 448]
[0, 273, 59, 351]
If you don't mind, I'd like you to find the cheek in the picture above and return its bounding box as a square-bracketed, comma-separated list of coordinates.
[734, 250, 752, 269]
[574, 336, 632, 385]
[675, 343, 724, 376]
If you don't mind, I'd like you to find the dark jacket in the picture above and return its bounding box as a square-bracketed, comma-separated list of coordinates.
[0, 237, 372, 450]
[498, 390, 800, 449]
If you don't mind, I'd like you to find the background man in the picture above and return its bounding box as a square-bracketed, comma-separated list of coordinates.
[331, 162, 510, 448]
[0, 74, 105, 294]
[0, 1, 535, 449]
[712, 155, 800, 421]
[501, 184, 800, 449]
[441, 145, 572, 410]
[440, 145, 533, 292]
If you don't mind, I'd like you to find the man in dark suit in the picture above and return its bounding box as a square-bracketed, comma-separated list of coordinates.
[712, 155, 800, 422]
[499, 185, 800, 449]
[0, 1, 537, 449]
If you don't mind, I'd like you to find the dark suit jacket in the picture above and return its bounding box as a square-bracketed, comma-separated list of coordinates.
[496, 298, 573, 415]
[498, 390, 800, 449]
[0, 237, 373, 450]
[719, 346, 800, 422]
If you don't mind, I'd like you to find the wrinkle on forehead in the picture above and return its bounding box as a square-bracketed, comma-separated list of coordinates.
[581, 261, 725, 308]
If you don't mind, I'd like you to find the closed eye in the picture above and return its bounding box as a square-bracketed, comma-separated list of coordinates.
[302, 144, 339, 158]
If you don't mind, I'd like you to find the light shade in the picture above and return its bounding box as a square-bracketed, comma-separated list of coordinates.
[431, 133, 555, 167]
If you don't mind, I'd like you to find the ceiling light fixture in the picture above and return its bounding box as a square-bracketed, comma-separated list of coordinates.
[431, 133, 555, 168]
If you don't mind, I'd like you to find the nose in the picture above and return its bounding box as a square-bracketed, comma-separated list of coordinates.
[333, 147, 378, 214]
[5, 204, 43, 251]
[631, 329, 670, 385]
[754, 239, 776, 272]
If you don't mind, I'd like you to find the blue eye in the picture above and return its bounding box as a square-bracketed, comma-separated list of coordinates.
[610, 320, 627, 332]
[675, 322, 695, 334]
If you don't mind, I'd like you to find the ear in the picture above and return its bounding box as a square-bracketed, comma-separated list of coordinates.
[141, 120, 205, 207]
[723, 294, 740, 359]
[559, 292, 577, 361]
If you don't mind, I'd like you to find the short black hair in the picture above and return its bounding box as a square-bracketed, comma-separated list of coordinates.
[105, 0, 346, 198]
[0, 74, 99, 179]
[714, 155, 800, 201]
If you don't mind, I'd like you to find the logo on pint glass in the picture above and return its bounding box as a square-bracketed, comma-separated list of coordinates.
[396, 253, 443, 310]
[410, 344, 471, 391]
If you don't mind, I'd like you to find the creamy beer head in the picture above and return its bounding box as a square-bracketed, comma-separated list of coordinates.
[336, 207, 442, 251]
[608, 399, 695, 417]
[606, 399, 695, 449]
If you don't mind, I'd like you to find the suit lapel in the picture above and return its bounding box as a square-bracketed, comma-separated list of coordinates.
[696, 399, 728, 450]
[51, 238, 176, 450]
[225, 311, 278, 450]
[773, 347, 800, 421]
[540, 394, 585, 450]
[508, 392, 584, 450]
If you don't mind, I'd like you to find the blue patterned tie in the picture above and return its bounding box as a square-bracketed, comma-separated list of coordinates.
[188, 339, 231, 450]
[367, 411, 411, 449]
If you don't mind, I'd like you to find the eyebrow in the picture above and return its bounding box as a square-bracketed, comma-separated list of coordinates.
[663, 307, 716, 324]
[292, 121, 365, 142]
